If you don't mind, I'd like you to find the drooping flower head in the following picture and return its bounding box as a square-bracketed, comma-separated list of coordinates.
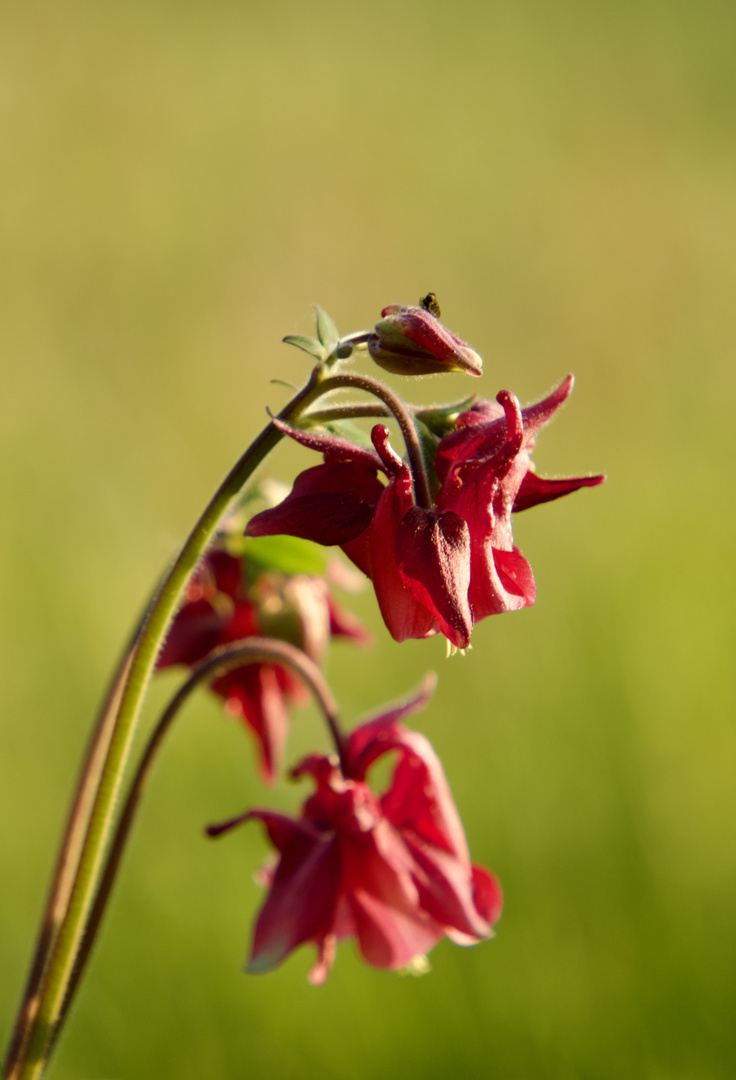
[157, 541, 370, 782]
[246, 376, 605, 649]
[207, 678, 502, 983]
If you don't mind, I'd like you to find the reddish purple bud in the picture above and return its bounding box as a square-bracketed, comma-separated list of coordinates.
[368, 305, 483, 378]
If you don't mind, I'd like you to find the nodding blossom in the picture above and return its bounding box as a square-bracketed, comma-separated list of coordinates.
[207, 679, 502, 983]
[246, 376, 605, 649]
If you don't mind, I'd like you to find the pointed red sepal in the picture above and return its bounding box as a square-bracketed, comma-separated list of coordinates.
[513, 469, 606, 512]
[395, 507, 473, 649]
[246, 463, 385, 546]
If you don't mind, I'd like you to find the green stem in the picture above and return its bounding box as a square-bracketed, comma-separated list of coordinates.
[2, 645, 136, 1080]
[51, 638, 342, 1051]
[305, 403, 391, 423]
[7, 366, 330, 1080]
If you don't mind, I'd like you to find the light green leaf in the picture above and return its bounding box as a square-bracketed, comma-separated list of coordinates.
[242, 534, 327, 579]
[282, 335, 325, 361]
[314, 306, 339, 352]
[317, 418, 374, 449]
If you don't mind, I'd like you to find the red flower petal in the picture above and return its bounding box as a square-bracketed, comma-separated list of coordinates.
[156, 599, 226, 669]
[208, 550, 244, 599]
[246, 463, 384, 546]
[394, 507, 473, 649]
[270, 416, 384, 471]
[346, 674, 438, 779]
[369, 476, 439, 643]
[212, 665, 290, 783]
[513, 469, 606, 512]
[326, 594, 373, 648]
[520, 373, 574, 437]
[404, 836, 492, 940]
[247, 828, 340, 975]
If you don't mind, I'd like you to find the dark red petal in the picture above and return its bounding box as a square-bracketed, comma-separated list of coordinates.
[232, 809, 320, 852]
[513, 469, 606, 512]
[291, 752, 335, 788]
[404, 837, 491, 940]
[212, 664, 291, 783]
[247, 832, 340, 975]
[379, 729, 471, 859]
[349, 887, 444, 970]
[342, 824, 444, 970]
[395, 507, 473, 649]
[464, 532, 533, 620]
[246, 463, 384, 546]
[520, 374, 574, 438]
[204, 811, 253, 838]
[470, 864, 504, 927]
[434, 402, 510, 485]
[208, 550, 243, 599]
[370, 479, 439, 644]
[270, 416, 384, 470]
[493, 546, 536, 607]
[156, 599, 225, 669]
[436, 376, 576, 487]
[326, 595, 373, 648]
[339, 525, 373, 578]
[346, 674, 437, 779]
[219, 599, 261, 642]
[455, 399, 506, 429]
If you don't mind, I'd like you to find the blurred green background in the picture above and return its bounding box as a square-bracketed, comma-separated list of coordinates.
[1, 1, 735, 1077]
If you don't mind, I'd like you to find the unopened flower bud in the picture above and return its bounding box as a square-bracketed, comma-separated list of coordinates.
[368, 305, 483, 377]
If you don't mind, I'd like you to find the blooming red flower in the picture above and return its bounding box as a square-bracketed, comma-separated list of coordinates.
[157, 547, 370, 781]
[207, 679, 502, 983]
[246, 376, 604, 648]
[368, 304, 483, 377]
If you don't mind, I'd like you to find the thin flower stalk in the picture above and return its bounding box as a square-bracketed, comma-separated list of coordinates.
[6, 365, 338, 1080]
[50, 638, 342, 1052]
[317, 372, 433, 510]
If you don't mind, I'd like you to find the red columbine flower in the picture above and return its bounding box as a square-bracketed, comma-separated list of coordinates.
[246, 376, 604, 648]
[368, 304, 483, 378]
[207, 679, 502, 983]
[157, 547, 370, 782]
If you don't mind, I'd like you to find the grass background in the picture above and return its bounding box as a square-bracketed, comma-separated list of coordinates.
[1, 1, 735, 1077]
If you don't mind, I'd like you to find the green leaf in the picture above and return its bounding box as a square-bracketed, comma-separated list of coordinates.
[315, 418, 374, 449]
[415, 393, 477, 437]
[314, 306, 339, 352]
[242, 535, 327, 580]
[414, 416, 441, 462]
[282, 335, 325, 361]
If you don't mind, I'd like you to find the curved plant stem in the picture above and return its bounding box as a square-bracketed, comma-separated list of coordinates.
[317, 373, 433, 509]
[304, 392, 477, 428]
[6, 366, 332, 1080]
[2, 568, 170, 1080]
[304, 403, 391, 423]
[50, 638, 342, 1053]
[2, 647, 136, 1080]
